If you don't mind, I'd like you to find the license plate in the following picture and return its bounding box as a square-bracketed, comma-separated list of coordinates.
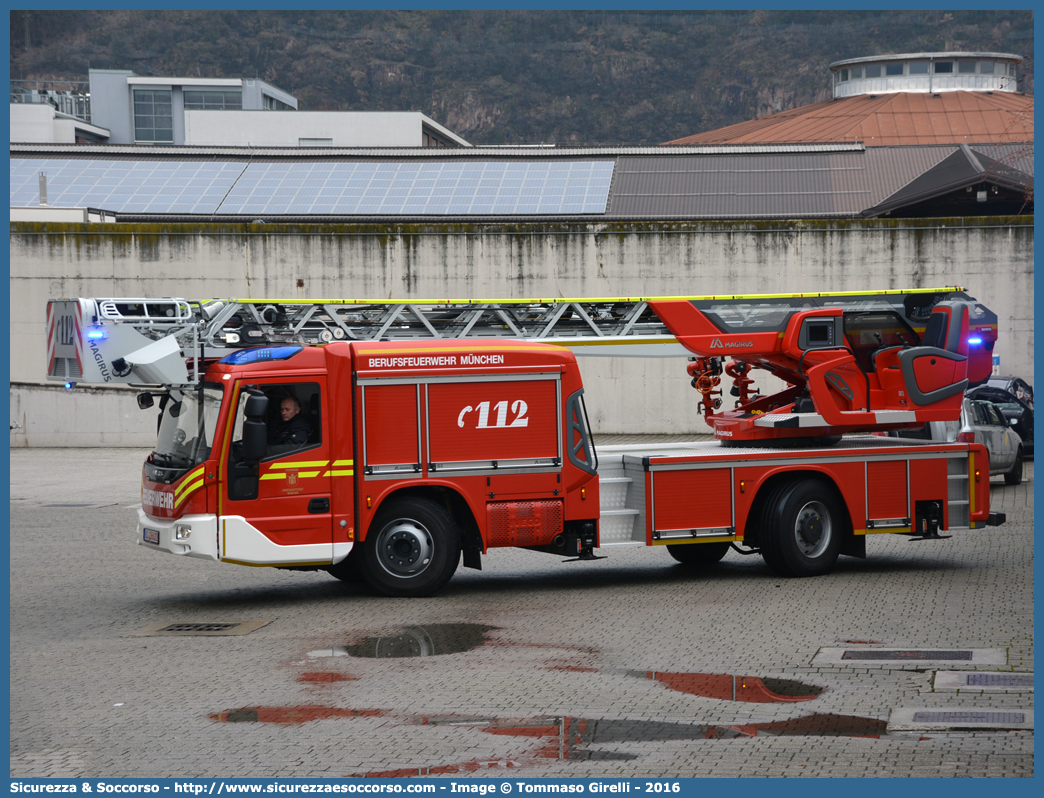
[143, 528, 160, 544]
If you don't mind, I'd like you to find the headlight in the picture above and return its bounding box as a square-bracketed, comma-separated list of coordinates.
[174, 524, 192, 540]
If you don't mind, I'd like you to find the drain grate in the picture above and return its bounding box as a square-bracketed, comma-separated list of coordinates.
[128, 620, 269, 637]
[842, 650, 972, 661]
[161, 623, 239, 633]
[933, 671, 1034, 691]
[912, 711, 1025, 724]
[965, 674, 1033, 688]
[815, 648, 1006, 666]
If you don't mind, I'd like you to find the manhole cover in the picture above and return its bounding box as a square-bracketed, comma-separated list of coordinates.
[911, 711, 1025, 724]
[842, 650, 972, 661]
[128, 620, 269, 636]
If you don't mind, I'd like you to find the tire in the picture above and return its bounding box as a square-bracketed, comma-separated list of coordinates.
[359, 497, 461, 597]
[326, 547, 362, 583]
[667, 541, 730, 566]
[759, 478, 843, 577]
[1004, 447, 1024, 486]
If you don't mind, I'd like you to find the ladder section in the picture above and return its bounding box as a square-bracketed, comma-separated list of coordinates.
[199, 298, 681, 356]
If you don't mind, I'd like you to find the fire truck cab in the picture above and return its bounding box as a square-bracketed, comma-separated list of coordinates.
[136, 339, 600, 597]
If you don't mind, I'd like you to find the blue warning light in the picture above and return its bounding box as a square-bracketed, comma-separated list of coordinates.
[219, 346, 303, 366]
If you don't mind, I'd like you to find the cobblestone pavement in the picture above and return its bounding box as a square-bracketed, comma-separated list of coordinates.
[10, 446, 1033, 778]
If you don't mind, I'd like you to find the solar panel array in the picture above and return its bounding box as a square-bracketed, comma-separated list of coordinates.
[10, 159, 244, 214]
[11, 158, 615, 216]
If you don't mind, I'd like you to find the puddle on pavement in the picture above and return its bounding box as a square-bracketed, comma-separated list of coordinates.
[211, 706, 386, 724]
[738, 712, 890, 737]
[213, 705, 889, 741]
[297, 672, 356, 684]
[646, 671, 823, 703]
[309, 624, 495, 659]
[341, 711, 900, 776]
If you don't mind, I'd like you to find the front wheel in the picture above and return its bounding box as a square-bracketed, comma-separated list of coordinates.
[360, 497, 461, 597]
[1004, 447, 1024, 486]
[667, 541, 730, 566]
[760, 478, 843, 577]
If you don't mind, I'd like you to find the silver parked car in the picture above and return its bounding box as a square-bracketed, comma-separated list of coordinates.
[890, 398, 1024, 485]
[961, 398, 1024, 485]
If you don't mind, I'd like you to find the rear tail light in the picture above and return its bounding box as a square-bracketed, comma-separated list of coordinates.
[957, 432, 975, 443]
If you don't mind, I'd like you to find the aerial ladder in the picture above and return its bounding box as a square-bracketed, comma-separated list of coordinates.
[47, 287, 997, 445]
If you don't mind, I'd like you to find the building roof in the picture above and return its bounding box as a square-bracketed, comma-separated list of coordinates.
[10, 142, 1033, 221]
[664, 91, 1034, 147]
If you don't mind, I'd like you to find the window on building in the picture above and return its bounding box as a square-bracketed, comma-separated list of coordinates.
[885, 63, 903, 76]
[133, 89, 173, 142]
[263, 94, 293, 111]
[865, 64, 881, 78]
[299, 138, 334, 147]
[934, 61, 953, 74]
[840, 68, 849, 82]
[1009, 64, 1016, 76]
[851, 66, 863, 79]
[979, 61, 995, 74]
[909, 61, 929, 74]
[958, 61, 977, 74]
[184, 90, 242, 110]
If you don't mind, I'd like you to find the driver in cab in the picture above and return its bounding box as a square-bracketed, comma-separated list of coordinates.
[267, 396, 312, 456]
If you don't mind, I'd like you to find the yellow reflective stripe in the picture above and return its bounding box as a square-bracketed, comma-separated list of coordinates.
[324, 470, 354, 477]
[546, 337, 679, 347]
[176, 478, 205, 505]
[332, 459, 354, 466]
[260, 471, 323, 480]
[237, 287, 962, 306]
[268, 460, 329, 469]
[174, 466, 205, 499]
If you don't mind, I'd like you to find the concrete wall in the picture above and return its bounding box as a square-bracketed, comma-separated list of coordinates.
[10, 217, 1033, 445]
[184, 111, 426, 147]
[9, 104, 75, 144]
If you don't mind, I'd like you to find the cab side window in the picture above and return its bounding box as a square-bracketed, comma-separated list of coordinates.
[261, 382, 321, 458]
[229, 382, 322, 457]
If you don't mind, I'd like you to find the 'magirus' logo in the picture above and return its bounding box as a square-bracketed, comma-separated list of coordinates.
[709, 338, 754, 349]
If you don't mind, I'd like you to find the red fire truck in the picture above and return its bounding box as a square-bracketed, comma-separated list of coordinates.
[46, 288, 1005, 596]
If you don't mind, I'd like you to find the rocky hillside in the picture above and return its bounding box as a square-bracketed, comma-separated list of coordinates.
[10, 9, 1034, 145]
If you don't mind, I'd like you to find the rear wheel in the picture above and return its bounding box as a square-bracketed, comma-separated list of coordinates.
[1004, 447, 1024, 486]
[760, 478, 843, 577]
[360, 497, 461, 597]
[667, 541, 730, 566]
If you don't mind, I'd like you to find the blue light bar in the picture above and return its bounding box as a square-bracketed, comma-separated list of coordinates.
[219, 346, 303, 366]
[86, 328, 106, 340]
[968, 337, 983, 345]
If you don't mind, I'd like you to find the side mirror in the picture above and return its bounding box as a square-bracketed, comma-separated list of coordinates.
[136, 392, 154, 410]
[241, 419, 267, 461]
[240, 391, 269, 461]
[245, 392, 268, 419]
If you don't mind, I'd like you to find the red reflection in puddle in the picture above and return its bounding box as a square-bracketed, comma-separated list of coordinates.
[651, 671, 822, 703]
[354, 759, 521, 778]
[298, 672, 356, 683]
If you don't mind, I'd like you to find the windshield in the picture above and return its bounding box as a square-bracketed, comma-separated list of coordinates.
[146, 383, 224, 483]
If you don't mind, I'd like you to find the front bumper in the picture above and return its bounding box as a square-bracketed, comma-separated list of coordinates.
[137, 509, 219, 561]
